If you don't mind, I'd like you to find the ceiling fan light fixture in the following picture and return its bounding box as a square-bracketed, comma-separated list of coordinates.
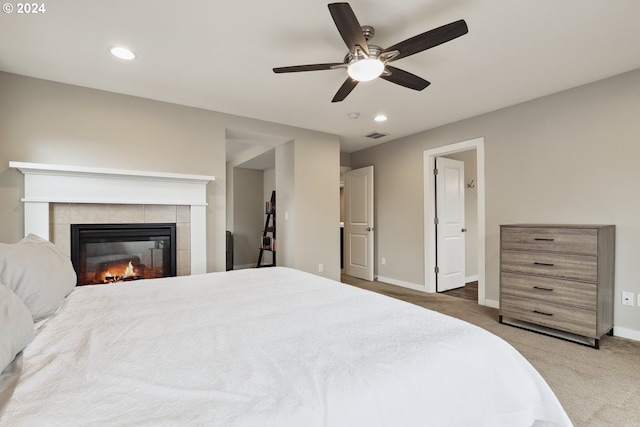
[347, 58, 384, 82]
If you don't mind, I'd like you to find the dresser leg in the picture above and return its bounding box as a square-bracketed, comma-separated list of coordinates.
[607, 327, 614, 336]
[498, 315, 503, 324]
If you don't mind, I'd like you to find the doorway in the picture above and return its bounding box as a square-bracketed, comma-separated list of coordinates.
[423, 137, 488, 306]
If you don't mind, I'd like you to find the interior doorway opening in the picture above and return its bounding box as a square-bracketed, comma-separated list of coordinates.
[423, 137, 489, 306]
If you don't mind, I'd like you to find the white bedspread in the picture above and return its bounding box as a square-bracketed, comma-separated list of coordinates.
[2, 267, 572, 426]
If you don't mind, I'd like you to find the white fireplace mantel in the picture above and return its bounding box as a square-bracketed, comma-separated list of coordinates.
[10, 161, 215, 275]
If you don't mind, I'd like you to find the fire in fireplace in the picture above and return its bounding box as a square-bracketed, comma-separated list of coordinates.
[71, 223, 176, 286]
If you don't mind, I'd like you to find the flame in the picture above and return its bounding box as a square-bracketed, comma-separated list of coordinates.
[124, 261, 135, 277]
[86, 259, 161, 285]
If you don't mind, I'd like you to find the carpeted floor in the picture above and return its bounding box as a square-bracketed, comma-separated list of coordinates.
[341, 275, 640, 427]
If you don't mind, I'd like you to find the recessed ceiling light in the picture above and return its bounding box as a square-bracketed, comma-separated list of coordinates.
[110, 46, 136, 60]
[374, 114, 388, 122]
[347, 112, 360, 120]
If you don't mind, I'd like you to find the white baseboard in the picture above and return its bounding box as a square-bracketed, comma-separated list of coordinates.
[613, 326, 640, 342]
[363, 275, 640, 343]
[466, 275, 479, 283]
[376, 276, 428, 292]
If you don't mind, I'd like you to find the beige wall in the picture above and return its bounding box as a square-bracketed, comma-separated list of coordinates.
[263, 167, 276, 266]
[275, 141, 296, 269]
[351, 68, 640, 336]
[0, 71, 227, 271]
[1, 72, 341, 279]
[274, 138, 341, 280]
[232, 168, 264, 268]
[293, 138, 341, 279]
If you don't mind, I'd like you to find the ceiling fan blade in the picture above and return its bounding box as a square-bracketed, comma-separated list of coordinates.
[383, 19, 468, 62]
[380, 66, 430, 91]
[328, 3, 369, 56]
[273, 63, 344, 73]
[332, 77, 358, 102]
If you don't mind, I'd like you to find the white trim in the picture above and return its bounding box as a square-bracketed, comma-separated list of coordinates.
[11, 161, 214, 207]
[10, 161, 214, 275]
[19, 197, 209, 206]
[376, 275, 426, 292]
[613, 326, 640, 342]
[9, 161, 215, 183]
[484, 299, 499, 309]
[190, 205, 208, 274]
[376, 273, 501, 308]
[423, 138, 486, 305]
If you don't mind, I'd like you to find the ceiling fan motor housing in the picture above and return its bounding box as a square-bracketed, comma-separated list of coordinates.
[344, 44, 383, 65]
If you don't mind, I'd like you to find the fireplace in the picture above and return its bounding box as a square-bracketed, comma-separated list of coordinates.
[71, 223, 176, 286]
[10, 161, 214, 277]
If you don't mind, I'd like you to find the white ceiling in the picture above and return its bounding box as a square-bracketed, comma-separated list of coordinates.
[1, 0, 639, 158]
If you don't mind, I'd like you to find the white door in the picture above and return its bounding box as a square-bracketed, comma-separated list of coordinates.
[344, 166, 374, 281]
[435, 157, 466, 292]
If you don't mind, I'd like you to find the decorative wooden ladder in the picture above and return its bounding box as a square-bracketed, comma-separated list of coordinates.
[256, 190, 276, 268]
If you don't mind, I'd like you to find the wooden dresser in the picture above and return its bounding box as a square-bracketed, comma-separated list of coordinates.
[499, 224, 615, 348]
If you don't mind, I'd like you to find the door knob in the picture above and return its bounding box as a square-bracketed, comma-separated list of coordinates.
[366, 227, 374, 232]
[461, 228, 467, 232]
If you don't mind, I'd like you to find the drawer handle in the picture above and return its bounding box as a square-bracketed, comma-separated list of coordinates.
[533, 310, 554, 317]
[534, 262, 554, 267]
[533, 286, 554, 292]
[534, 238, 555, 241]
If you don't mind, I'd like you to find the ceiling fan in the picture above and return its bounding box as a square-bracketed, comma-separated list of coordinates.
[273, 2, 468, 103]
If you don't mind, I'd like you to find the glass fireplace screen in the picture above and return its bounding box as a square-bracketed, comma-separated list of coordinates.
[71, 223, 176, 286]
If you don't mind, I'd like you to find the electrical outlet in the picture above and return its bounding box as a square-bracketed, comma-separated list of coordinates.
[622, 291, 635, 307]
[318, 264, 323, 273]
[381, 257, 386, 265]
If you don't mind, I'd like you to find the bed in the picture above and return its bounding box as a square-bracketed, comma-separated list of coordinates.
[1, 235, 572, 426]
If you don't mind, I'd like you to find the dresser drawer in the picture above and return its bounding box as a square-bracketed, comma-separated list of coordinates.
[501, 227, 597, 255]
[501, 272, 596, 311]
[501, 294, 596, 337]
[501, 250, 597, 282]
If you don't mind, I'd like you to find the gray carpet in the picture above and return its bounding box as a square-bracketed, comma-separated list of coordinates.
[342, 275, 640, 427]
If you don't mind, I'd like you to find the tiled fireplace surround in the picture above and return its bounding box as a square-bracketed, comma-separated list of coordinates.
[10, 161, 215, 277]
[50, 203, 192, 276]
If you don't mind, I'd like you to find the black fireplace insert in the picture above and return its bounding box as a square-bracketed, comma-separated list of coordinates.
[71, 223, 176, 286]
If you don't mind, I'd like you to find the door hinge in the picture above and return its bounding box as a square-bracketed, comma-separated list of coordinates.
[434, 266, 440, 274]
[434, 217, 439, 225]
[433, 168, 438, 175]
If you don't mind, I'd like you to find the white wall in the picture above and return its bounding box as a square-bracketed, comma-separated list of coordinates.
[351, 69, 640, 338]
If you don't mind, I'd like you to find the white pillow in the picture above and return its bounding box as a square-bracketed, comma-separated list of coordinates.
[0, 282, 34, 374]
[0, 234, 77, 321]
